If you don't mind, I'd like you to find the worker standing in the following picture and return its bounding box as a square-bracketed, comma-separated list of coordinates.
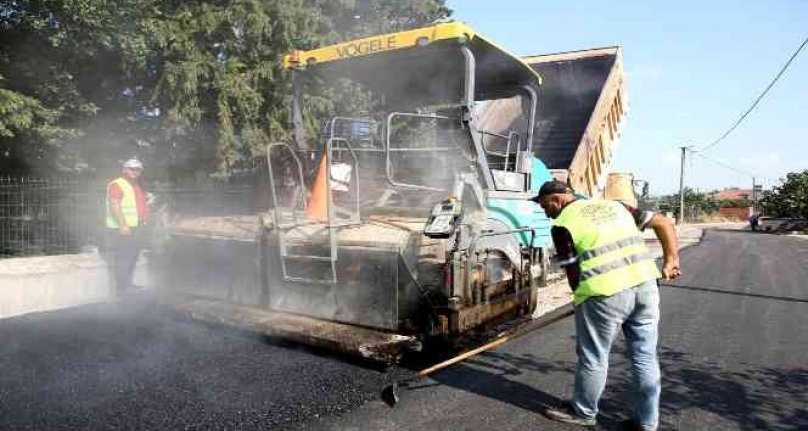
[105, 158, 149, 296]
[530, 180, 680, 431]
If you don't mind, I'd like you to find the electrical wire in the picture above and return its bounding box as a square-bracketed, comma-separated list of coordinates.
[699, 35, 808, 152]
[693, 151, 756, 177]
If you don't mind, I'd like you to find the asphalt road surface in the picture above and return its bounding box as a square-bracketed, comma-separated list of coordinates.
[1, 229, 806, 430]
[0, 299, 390, 430]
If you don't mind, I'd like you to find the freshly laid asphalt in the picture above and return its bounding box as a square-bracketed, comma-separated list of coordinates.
[1, 228, 807, 430]
[0, 300, 390, 430]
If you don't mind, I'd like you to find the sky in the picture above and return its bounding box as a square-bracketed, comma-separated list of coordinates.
[448, 0, 808, 195]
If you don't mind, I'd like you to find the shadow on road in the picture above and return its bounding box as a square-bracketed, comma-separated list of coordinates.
[660, 283, 808, 303]
[427, 350, 626, 430]
[426, 344, 808, 431]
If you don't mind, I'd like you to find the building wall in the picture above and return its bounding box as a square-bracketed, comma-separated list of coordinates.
[718, 206, 752, 220]
[712, 188, 752, 201]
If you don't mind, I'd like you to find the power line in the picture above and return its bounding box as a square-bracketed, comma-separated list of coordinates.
[699, 35, 808, 152]
[693, 151, 766, 212]
[693, 151, 755, 177]
[694, 151, 782, 194]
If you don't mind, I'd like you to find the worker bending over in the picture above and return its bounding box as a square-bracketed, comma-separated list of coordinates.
[532, 180, 680, 431]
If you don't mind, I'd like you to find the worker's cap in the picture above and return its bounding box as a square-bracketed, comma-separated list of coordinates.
[528, 180, 571, 202]
[122, 158, 144, 170]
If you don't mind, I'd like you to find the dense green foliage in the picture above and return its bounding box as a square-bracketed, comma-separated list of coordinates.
[760, 170, 808, 218]
[0, 0, 450, 180]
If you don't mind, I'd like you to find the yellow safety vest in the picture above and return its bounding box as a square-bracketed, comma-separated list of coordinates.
[106, 177, 139, 228]
[555, 199, 660, 305]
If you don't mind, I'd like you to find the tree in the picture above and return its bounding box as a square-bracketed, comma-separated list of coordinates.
[0, 0, 451, 180]
[147, 0, 451, 179]
[760, 170, 808, 218]
[0, 74, 76, 172]
[0, 0, 155, 176]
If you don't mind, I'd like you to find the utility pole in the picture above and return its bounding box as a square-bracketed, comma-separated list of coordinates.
[678, 146, 688, 225]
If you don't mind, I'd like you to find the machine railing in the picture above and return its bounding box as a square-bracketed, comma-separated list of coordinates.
[479, 130, 520, 172]
[266, 142, 308, 229]
[325, 137, 361, 226]
[265, 139, 361, 285]
[384, 112, 459, 192]
[328, 117, 382, 152]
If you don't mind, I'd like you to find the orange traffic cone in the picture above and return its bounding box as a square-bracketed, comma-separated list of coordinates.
[306, 155, 328, 222]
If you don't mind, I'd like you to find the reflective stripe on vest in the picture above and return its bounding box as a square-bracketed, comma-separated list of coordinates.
[580, 250, 654, 281]
[554, 199, 660, 305]
[106, 178, 139, 228]
[578, 236, 644, 261]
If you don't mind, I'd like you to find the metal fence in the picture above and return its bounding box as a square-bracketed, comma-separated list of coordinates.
[0, 177, 264, 259]
[0, 177, 104, 258]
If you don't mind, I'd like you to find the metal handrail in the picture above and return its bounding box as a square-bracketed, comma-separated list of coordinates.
[325, 137, 362, 227]
[328, 116, 378, 150]
[265, 139, 361, 285]
[266, 142, 307, 228]
[267, 142, 339, 283]
[384, 111, 458, 192]
[480, 130, 520, 171]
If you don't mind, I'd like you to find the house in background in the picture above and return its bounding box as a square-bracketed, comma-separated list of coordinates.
[711, 188, 752, 201]
[710, 188, 754, 220]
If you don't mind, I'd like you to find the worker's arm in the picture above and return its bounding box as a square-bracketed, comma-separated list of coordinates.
[647, 213, 680, 280]
[551, 226, 580, 290]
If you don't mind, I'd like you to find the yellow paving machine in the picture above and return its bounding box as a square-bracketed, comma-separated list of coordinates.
[155, 23, 629, 362]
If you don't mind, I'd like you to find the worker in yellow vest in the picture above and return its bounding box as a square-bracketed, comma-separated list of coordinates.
[106, 158, 150, 295]
[531, 180, 680, 431]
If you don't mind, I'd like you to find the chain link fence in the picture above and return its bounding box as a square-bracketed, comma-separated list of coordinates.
[0, 177, 264, 259]
[0, 177, 104, 258]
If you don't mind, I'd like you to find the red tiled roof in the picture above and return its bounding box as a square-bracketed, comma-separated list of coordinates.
[711, 188, 752, 200]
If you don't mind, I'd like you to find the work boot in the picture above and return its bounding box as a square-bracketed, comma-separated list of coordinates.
[619, 419, 643, 431]
[543, 403, 597, 427]
[619, 418, 663, 431]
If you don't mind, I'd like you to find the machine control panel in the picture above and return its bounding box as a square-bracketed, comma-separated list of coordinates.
[424, 198, 462, 238]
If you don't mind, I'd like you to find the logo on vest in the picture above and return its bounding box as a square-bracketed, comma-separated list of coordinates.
[580, 203, 618, 223]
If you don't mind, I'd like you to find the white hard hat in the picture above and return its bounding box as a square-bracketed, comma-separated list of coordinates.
[123, 158, 144, 169]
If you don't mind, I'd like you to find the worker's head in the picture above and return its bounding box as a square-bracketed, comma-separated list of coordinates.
[530, 180, 574, 219]
[122, 158, 144, 180]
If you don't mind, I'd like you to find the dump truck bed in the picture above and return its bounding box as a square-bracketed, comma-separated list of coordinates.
[478, 47, 627, 197]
